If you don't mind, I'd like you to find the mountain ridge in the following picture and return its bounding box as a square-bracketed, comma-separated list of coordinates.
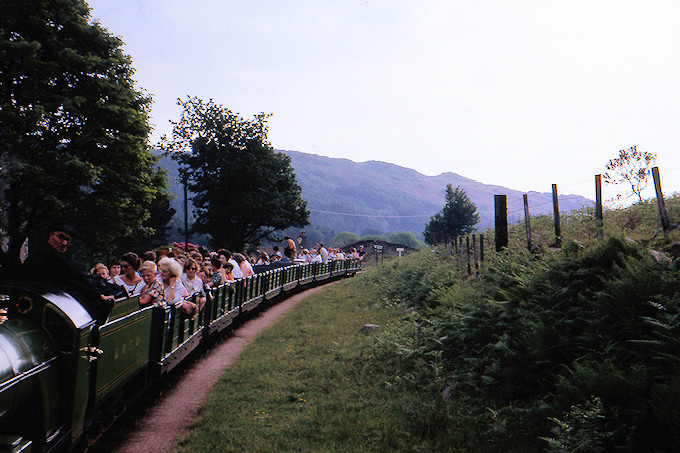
[278, 149, 589, 236]
[159, 149, 590, 243]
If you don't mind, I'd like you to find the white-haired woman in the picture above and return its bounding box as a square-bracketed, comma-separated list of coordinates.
[158, 257, 195, 317]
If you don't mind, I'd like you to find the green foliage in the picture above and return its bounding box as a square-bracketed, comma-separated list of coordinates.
[0, 0, 171, 269]
[424, 184, 480, 245]
[360, 237, 680, 450]
[541, 397, 606, 453]
[386, 231, 426, 249]
[330, 231, 360, 247]
[160, 97, 309, 251]
[365, 247, 461, 310]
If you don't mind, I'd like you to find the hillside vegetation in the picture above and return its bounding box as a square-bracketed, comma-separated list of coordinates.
[358, 196, 680, 451]
[182, 197, 680, 452]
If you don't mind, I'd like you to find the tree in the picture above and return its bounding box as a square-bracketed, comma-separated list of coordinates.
[423, 185, 479, 245]
[0, 0, 171, 275]
[387, 231, 426, 249]
[603, 146, 657, 203]
[331, 231, 360, 248]
[160, 97, 309, 251]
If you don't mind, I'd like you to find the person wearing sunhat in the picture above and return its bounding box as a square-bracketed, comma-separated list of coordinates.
[23, 222, 115, 322]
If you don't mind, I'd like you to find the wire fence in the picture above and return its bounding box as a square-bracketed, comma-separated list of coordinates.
[452, 166, 678, 275]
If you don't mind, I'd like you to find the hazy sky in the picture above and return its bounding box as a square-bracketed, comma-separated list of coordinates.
[87, 1, 680, 200]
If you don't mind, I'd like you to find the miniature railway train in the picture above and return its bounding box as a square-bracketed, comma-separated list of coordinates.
[0, 259, 360, 452]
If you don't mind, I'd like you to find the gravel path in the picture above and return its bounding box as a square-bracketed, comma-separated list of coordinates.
[107, 283, 331, 453]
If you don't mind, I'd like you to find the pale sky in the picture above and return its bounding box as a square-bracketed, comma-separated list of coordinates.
[87, 0, 680, 200]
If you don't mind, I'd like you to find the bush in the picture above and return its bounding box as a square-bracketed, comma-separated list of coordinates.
[361, 237, 680, 450]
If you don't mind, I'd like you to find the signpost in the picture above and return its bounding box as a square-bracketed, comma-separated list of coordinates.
[396, 247, 404, 258]
[373, 244, 384, 267]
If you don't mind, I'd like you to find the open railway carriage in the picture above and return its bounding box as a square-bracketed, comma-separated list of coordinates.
[0, 259, 360, 452]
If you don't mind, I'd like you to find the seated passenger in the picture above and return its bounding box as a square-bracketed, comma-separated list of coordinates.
[107, 256, 121, 283]
[158, 257, 194, 317]
[234, 253, 254, 277]
[223, 262, 235, 283]
[113, 252, 144, 297]
[91, 262, 110, 280]
[197, 265, 213, 288]
[255, 251, 269, 265]
[309, 248, 322, 263]
[181, 258, 206, 310]
[297, 249, 310, 262]
[138, 261, 165, 308]
[208, 257, 225, 287]
[142, 250, 157, 264]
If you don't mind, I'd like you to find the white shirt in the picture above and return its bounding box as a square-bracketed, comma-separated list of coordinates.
[229, 258, 244, 279]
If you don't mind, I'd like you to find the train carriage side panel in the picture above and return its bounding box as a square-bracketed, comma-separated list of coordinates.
[94, 297, 153, 403]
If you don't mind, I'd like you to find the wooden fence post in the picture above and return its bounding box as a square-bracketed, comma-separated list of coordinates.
[466, 236, 471, 275]
[459, 236, 464, 270]
[652, 167, 670, 239]
[523, 194, 532, 251]
[595, 174, 603, 239]
[480, 233, 484, 264]
[552, 184, 562, 248]
[473, 234, 479, 274]
[494, 195, 508, 252]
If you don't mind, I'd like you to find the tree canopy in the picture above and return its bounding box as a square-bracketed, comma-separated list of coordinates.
[423, 184, 479, 245]
[0, 0, 171, 274]
[603, 146, 657, 203]
[160, 97, 309, 251]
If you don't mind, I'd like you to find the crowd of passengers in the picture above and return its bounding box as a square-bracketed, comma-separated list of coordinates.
[89, 242, 366, 318]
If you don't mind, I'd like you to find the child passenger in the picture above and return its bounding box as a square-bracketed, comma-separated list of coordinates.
[139, 261, 165, 308]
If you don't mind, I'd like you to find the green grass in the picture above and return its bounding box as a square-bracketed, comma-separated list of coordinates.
[176, 277, 413, 452]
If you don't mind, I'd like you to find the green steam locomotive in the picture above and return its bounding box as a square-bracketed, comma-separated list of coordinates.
[0, 259, 360, 452]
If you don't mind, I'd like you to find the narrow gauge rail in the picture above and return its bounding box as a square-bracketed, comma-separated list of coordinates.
[0, 259, 360, 452]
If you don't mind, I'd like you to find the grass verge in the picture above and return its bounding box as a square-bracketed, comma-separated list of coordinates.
[176, 277, 409, 452]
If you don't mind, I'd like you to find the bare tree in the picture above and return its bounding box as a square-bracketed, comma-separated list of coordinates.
[603, 146, 657, 203]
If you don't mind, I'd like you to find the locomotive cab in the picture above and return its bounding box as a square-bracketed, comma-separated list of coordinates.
[0, 283, 96, 452]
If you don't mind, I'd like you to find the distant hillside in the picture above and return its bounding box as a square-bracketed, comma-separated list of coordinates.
[279, 149, 589, 236]
[158, 149, 590, 244]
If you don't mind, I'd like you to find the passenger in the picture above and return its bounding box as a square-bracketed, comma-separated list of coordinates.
[142, 250, 156, 264]
[181, 258, 206, 310]
[234, 253, 254, 277]
[208, 257, 225, 287]
[272, 246, 283, 259]
[113, 252, 144, 297]
[309, 248, 322, 263]
[197, 265, 213, 288]
[91, 263, 110, 280]
[225, 250, 244, 279]
[158, 257, 195, 317]
[138, 261, 165, 308]
[317, 243, 329, 263]
[357, 245, 366, 260]
[107, 256, 121, 283]
[335, 249, 346, 261]
[255, 251, 269, 265]
[223, 262, 235, 283]
[297, 249, 310, 262]
[23, 222, 115, 323]
[349, 247, 360, 260]
[283, 236, 296, 260]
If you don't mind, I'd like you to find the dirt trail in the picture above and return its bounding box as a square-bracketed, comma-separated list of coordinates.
[108, 284, 331, 453]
